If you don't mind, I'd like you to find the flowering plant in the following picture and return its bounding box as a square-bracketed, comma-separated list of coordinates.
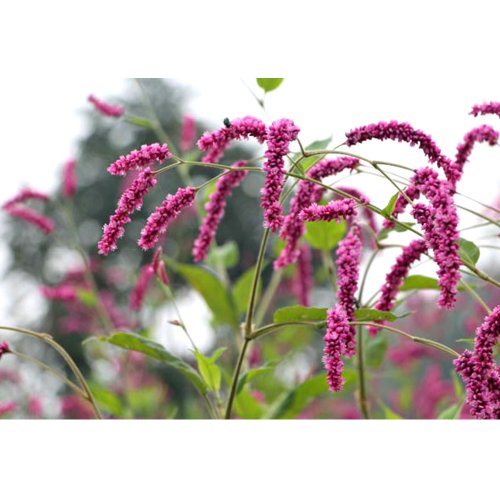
[1, 79, 498, 420]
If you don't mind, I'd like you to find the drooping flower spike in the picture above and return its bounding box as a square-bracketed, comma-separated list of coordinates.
[274, 156, 360, 269]
[345, 120, 453, 180]
[129, 264, 155, 311]
[454, 306, 500, 419]
[107, 143, 172, 176]
[368, 239, 428, 335]
[335, 186, 378, 235]
[180, 114, 196, 153]
[2, 188, 51, 208]
[300, 198, 358, 223]
[139, 186, 197, 251]
[88, 94, 125, 118]
[197, 116, 267, 164]
[260, 118, 300, 232]
[62, 159, 77, 198]
[98, 167, 157, 255]
[470, 101, 500, 119]
[193, 161, 248, 262]
[41, 285, 79, 302]
[292, 244, 313, 307]
[4, 205, 55, 234]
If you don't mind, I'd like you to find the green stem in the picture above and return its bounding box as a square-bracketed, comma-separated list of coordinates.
[459, 279, 491, 314]
[249, 321, 325, 340]
[224, 338, 250, 419]
[254, 268, 284, 327]
[356, 325, 370, 419]
[358, 249, 380, 305]
[321, 250, 337, 293]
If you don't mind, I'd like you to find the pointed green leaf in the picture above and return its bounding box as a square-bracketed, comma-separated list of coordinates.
[234, 388, 264, 419]
[379, 401, 403, 419]
[354, 308, 403, 322]
[305, 219, 346, 251]
[256, 78, 284, 93]
[237, 366, 274, 395]
[206, 241, 239, 269]
[365, 335, 389, 369]
[125, 115, 155, 129]
[438, 402, 463, 419]
[273, 305, 327, 323]
[233, 264, 264, 315]
[381, 192, 399, 218]
[458, 238, 480, 266]
[400, 275, 440, 291]
[194, 351, 222, 393]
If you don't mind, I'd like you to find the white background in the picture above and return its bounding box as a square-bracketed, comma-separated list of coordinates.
[0, 1, 499, 498]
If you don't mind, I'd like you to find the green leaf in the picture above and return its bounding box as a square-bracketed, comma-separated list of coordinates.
[125, 115, 155, 129]
[234, 388, 264, 419]
[76, 289, 97, 307]
[379, 221, 417, 241]
[379, 400, 403, 419]
[168, 260, 239, 327]
[365, 335, 389, 369]
[273, 305, 327, 324]
[438, 402, 463, 419]
[206, 241, 239, 269]
[400, 275, 440, 291]
[304, 219, 346, 251]
[194, 351, 222, 393]
[237, 366, 274, 394]
[89, 383, 123, 417]
[458, 238, 480, 266]
[256, 78, 284, 93]
[354, 308, 402, 322]
[381, 192, 399, 218]
[91, 332, 208, 396]
[232, 264, 264, 315]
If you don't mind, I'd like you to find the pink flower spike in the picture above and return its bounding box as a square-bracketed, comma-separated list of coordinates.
[260, 118, 300, 232]
[157, 260, 169, 286]
[470, 101, 500, 119]
[454, 306, 500, 419]
[0, 340, 10, 359]
[336, 186, 378, 235]
[193, 161, 247, 262]
[197, 116, 267, 164]
[301, 198, 358, 222]
[129, 265, 155, 311]
[4, 205, 55, 234]
[98, 167, 157, 255]
[151, 246, 163, 273]
[180, 114, 196, 152]
[107, 143, 172, 176]
[292, 245, 313, 307]
[88, 94, 124, 118]
[139, 186, 196, 251]
[28, 396, 43, 418]
[62, 159, 77, 198]
[0, 401, 16, 417]
[41, 285, 78, 302]
[2, 188, 50, 209]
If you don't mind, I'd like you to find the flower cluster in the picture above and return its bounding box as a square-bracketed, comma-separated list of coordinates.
[368, 239, 428, 335]
[274, 156, 359, 269]
[292, 245, 313, 307]
[180, 114, 196, 153]
[470, 101, 500, 119]
[0, 340, 10, 360]
[197, 116, 267, 163]
[129, 264, 155, 311]
[335, 186, 378, 235]
[300, 198, 358, 223]
[193, 161, 248, 262]
[88, 94, 124, 118]
[139, 186, 196, 250]
[454, 306, 500, 419]
[98, 168, 157, 255]
[107, 143, 171, 176]
[260, 118, 300, 232]
[62, 159, 77, 198]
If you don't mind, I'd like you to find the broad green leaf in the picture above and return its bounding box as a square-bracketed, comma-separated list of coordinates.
[379, 401, 403, 419]
[194, 351, 222, 393]
[232, 264, 264, 315]
[234, 388, 264, 419]
[304, 219, 346, 251]
[381, 192, 399, 218]
[168, 260, 239, 327]
[125, 115, 155, 129]
[89, 383, 123, 417]
[256, 78, 284, 93]
[76, 289, 97, 307]
[91, 332, 208, 396]
[458, 238, 480, 266]
[126, 387, 162, 416]
[237, 366, 274, 395]
[206, 241, 239, 269]
[273, 305, 327, 324]
[365, 335, 389, 369]
[438, 402, 463, 419]
[354, 308, 402, 322]
[400, 275, 440, 291]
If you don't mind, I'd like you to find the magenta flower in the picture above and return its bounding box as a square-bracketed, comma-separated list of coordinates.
[139, 186, 196, 250]
[4, 205, 55, 234]
[292, 245, 313, 307]
[180, 114, 196, 152]
[193, 161, 248, 262]
[470, 101, 500, 119]
[129, 264, 155, 311]
[274, 156, 359, 269]
[368, 239, 428, 335]
[336, 186, 378, 235]
[454, 306, 500, 419]
[88, 94, 124, 118]
[107, 143, 172, 176]
[28, 396, 43, 418]
[62, 159, 77, 198]
[323, 305, 352, 392]
[41, 285, 79, 302]
[157, 260, 169, 286]
[451, 125, 499, 187]
[2, 188, 50, 208]
[0, 340, 10, 360]
[0, 401, 16, 417]
[98, 167, 157, 255]
[260, 118, 300, 232]
[346, 120, 452, 178]
[300, 198, 358, 223]
[197, 116, 267, 163]
[335, 223, 362, 350]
